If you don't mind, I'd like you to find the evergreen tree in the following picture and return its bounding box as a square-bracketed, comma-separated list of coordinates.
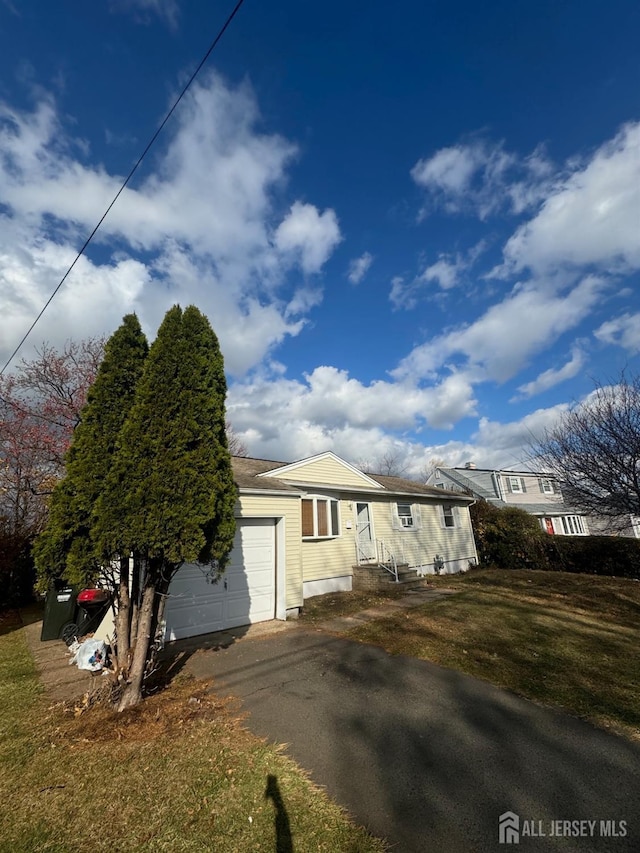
[95, 305, 237, 710]
[33, 315, 148, 590]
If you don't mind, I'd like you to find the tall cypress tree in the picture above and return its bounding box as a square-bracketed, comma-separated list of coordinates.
[95, 305, 237, 710]
[34, 315, 149, 590]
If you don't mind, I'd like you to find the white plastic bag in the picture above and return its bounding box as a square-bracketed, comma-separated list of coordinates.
[69, 638, 107, 672]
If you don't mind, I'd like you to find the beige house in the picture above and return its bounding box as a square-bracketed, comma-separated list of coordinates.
[163, 452, 478, 641]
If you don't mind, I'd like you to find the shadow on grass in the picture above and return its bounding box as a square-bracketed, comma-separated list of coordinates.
[1, 603, 44, 637]
[265, 774, 294, 853]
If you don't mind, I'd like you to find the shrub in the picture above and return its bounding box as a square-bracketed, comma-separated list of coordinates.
[470, 500, 550, 571]
[0, 531, 36, 610]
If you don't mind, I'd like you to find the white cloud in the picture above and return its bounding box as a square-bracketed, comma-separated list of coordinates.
[393, 275, 606, 382]
[389, 243, 488, 310]
[229, 366, 476, 441]
[347, 251, 373, 284]
[502, 122, 640, 275]
[411, 139, 552, 220]
[226, 377, 571, 476]
[421, 256, 464, 290]
[595, 312, 640, 353]
[411, 144, 483, 195]
[472, 404, 569, 457]
[390, 256, 465, 310]
[274, 202, 342, 275]
[226, 366, 479, 470]
[0, 75, 342, 374]
[109, 0, 179, 27]
[513, 344, 587, 399]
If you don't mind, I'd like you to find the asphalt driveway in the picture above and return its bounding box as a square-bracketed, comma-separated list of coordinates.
[182, 625, 640, 853]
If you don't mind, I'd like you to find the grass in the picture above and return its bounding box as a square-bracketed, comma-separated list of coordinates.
[300, 586, 408, 623]
[342, 568, 640, 741]
[0, 615, 386, 853]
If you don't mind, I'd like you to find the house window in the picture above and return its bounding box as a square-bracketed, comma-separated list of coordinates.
[508, 476, 524, 494]
[396, 503, 414, 528]
[542, 517, 555, 535]
[539, 478, 554, 495]
[560, 515, 585, 535]
[440, 505, 456, 528]
[302, 496, 340, 539]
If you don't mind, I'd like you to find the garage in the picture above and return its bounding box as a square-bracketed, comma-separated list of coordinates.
[164, 518, 276, 641]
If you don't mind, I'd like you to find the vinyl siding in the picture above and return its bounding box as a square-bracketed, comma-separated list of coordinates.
[369, 498, 477, 571]
[237, 493, 303, 609]
[300, 494, 477, 582]
[269, 456, 381, 488]
[500, 474, 564, 507]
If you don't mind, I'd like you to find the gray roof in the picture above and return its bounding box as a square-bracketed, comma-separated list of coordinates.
[367, 472, 468, 499]
[435, 468, 584, 515]
[231, 456, 298, 492]
[232, 456, 471, 500]
[486, 500, 583, 516]
[436, 468, 498, 500]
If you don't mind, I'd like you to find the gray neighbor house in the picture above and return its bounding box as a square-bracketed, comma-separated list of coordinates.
[427, 463, 624, 537]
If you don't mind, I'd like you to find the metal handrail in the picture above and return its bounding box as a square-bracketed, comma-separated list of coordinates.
[376, 539, 398, 582]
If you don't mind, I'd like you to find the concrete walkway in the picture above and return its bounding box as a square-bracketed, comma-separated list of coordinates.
[310, 585, 458, 633]
[21, 607, 104, 702]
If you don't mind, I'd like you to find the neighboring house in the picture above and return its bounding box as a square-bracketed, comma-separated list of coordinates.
[163, 452, 478, 641]
[427, 463, 590, 537]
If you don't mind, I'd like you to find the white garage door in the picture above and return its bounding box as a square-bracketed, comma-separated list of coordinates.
[165, 519, 276, 641]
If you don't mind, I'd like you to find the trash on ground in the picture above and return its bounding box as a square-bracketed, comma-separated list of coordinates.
[69, 638, 107, 672]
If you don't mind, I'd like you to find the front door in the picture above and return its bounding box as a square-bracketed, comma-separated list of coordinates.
[356, 502, 376, 561]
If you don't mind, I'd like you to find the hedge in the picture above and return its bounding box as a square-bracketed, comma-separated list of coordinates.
[470, 500, 640, 579]
[542, 535, 640, 579]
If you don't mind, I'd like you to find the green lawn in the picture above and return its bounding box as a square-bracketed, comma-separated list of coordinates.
[0, 616, 385, 853]
[344, 569, 640, 741]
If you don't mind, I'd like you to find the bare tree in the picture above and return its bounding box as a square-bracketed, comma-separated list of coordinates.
[226, 419, 248, 456]
[0, 338, 105, 538]
[532, 375, 640, 530]
[356, 450, 408, 477]
[410, 456, 448, 483]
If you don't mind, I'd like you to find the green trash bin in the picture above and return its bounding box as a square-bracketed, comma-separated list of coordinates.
[40, 585, 78, 641]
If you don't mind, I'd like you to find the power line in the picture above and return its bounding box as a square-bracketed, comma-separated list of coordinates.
[0, 0, 247, 377]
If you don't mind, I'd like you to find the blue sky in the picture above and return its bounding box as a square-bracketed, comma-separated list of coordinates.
[1, 0, 639, 473]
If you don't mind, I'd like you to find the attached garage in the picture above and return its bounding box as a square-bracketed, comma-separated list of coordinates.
[165, 518, 276, 641]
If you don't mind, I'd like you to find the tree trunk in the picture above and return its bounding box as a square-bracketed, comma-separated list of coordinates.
[129, 553, 142, 649]
[117, 581, 155, 711]
[115, 556, 130, 672]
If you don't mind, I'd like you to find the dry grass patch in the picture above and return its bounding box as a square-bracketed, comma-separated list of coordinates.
[0, 620, 386, 853]
[300, 585, 413, 623]
[347, 568, 640, 741]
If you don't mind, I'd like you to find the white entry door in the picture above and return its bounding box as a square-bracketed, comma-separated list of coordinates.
[165, 519, 276, 641]
[356, 502, 376, 560]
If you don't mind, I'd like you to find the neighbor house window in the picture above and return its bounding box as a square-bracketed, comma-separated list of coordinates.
[302, 496, 340, 539]
[560, 515, 586, 535]
[539, 478, 554, 495]
[440, 505, 457, 528]
[508, 476, 525, 494]
[396, 503, 414, 528]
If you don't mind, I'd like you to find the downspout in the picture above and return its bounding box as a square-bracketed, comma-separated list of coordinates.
[467, 499, 479, 567]
[493, 471, 504, 502]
